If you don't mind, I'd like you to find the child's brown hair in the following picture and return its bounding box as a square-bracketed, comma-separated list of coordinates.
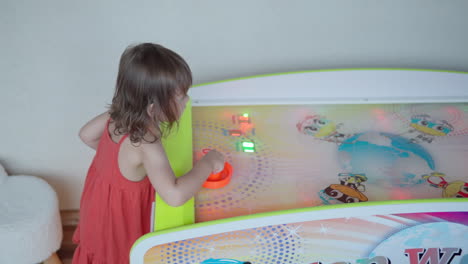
[109, 43, 192, 143]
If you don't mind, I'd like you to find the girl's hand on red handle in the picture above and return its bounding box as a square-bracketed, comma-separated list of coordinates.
[203, 150, 225, 174]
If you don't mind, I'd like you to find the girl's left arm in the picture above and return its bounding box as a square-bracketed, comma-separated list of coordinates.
[79, 112, 110, 150]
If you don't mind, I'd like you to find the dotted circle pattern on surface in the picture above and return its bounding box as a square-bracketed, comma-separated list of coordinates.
[145, 224, 303, 264]
[193, 120, 276, 220]
[249, 224, 302, 264]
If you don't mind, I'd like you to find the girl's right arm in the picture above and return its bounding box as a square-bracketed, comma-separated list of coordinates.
[141, 142, 224, 207]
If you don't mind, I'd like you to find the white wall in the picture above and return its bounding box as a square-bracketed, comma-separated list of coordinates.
[1, 0, 468, 209]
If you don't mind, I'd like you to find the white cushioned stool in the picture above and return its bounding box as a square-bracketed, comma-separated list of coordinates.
[0, 163, 63, 264]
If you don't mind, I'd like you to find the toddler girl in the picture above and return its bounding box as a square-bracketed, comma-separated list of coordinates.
[72, 43, 224, 264]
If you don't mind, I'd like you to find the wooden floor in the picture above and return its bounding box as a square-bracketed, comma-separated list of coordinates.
[57, 210, 79, 264]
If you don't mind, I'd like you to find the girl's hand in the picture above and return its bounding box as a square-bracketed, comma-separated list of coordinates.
[203, 150, 225, 174]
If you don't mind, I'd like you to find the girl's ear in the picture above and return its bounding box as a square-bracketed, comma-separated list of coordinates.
[147, 103, 155, 118]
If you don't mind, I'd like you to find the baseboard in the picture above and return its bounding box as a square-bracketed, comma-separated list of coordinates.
[60, 210, 79, 226]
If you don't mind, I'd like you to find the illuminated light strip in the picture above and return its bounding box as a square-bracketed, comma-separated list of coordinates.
[241, 141, 256, 153]
[242, 142, 255, 148]
[229, 130, 242, 137]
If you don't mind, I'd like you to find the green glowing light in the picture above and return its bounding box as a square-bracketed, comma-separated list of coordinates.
[242, 142, 255, 148]
[241, 141, 256, 153]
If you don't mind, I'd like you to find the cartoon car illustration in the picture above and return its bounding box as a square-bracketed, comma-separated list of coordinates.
[408, 114, 453, 143]
[422, 172, 468, 198]
[297, 115, 352, 144]
[324, 173, 368, 203]
[201, 258, 251, 264]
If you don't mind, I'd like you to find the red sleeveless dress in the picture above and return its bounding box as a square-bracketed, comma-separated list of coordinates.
[72, 121, 155, 264]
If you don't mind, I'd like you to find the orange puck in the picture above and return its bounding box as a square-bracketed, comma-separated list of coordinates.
[203, 162, 233, 189]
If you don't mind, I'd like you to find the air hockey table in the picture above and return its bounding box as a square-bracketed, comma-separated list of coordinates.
[131, 69, 468, 264]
